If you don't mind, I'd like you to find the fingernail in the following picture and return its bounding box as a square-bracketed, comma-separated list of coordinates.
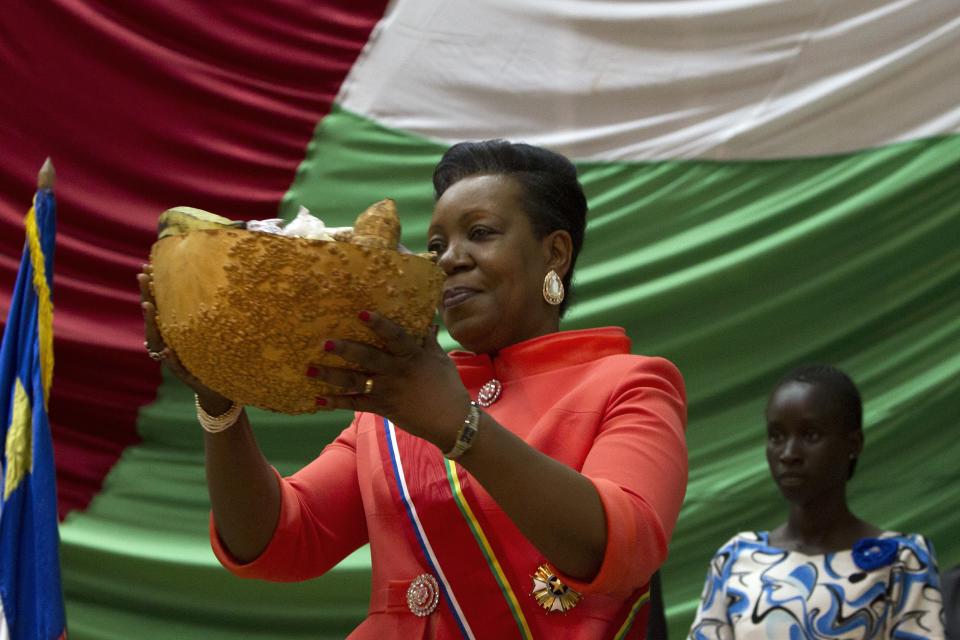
[323, 340, 335, 352]
[305, 366, 318, 377]
[358, 310, 371, 322]
[315, 397, 328, 407]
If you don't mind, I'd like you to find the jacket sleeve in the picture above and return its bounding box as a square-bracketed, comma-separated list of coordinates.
[559, 356, 688, 594]
[210, 416, 368, 581]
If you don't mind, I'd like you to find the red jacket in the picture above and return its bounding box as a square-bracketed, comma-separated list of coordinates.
[212, 327, 688, 639]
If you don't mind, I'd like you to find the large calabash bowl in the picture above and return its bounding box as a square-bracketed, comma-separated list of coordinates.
[149, 229, 445, 414]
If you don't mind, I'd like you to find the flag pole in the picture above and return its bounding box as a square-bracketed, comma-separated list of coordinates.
[38, 157, 55, 190]
[1, 154, 67, 639]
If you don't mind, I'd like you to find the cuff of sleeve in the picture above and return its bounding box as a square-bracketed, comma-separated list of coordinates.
[555, 477, 667, 595]
[209, 467, 297, 579]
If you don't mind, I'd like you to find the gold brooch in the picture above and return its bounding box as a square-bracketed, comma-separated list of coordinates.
[531, 564, 582, 613]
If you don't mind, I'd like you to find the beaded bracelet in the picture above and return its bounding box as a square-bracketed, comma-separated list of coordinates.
[195, 394, 244, 433]
[444, 401, 481, 460]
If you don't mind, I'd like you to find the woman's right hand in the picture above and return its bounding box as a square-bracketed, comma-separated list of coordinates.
[141, 264, 280, 562]
[137, 264, 233, 414]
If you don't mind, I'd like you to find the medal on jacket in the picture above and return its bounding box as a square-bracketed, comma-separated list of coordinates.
[531, 564, 582, 613]
[477, 379, 502, 407]
[406, 574, 440, 616]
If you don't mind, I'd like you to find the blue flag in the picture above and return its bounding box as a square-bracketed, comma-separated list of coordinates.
[0, 185, 67, 639]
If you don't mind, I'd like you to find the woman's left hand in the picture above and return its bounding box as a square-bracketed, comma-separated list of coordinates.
[307, 311, 472, 448]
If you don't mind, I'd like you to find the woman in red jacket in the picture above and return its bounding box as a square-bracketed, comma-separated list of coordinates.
[140, 140, 688, 638]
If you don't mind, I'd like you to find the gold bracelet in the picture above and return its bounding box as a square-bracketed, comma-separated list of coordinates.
[444, 401, 481, 460]
[195, 394, 244, 433]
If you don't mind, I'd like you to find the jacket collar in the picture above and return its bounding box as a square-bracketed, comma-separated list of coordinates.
[450, 327, 631, 388]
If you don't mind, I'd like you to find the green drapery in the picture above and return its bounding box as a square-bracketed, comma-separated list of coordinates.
[62, 108, 960, 638]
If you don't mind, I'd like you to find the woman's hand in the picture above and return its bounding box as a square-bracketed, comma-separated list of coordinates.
[139, 265, 279, 562]
[137, 264, 232, 414]
[307, 311, 472, 449]
[313, 312, 610, 581]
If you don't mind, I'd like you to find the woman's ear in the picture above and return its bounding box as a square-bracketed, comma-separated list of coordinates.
[542, 230, 573, 280]
[849, 430, 865, 458]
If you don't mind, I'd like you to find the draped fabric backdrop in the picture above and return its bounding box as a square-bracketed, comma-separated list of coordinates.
[1, 2, 958, 638]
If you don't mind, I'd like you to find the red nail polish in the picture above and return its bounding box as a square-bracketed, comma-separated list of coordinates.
[305, 366, 318, 377]
[358, 310, 371, 322]
[323, 340, 335, 352]
[315, 397, 328, 407]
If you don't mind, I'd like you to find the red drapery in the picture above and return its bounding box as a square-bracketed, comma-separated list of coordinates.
[0, 0, 390, 517]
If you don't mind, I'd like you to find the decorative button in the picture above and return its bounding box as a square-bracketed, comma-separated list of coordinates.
[406, 573, 440, 616]
[477, 379, 502, 407]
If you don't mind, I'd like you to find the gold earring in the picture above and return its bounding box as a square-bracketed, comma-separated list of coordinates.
[543, 270, 564, 305]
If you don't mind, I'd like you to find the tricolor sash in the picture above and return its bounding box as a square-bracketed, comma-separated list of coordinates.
[378, 417, 651, 638]
[380, 418, 476, 638]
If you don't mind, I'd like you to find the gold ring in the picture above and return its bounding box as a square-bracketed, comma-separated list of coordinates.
[363, 377, 374, 394]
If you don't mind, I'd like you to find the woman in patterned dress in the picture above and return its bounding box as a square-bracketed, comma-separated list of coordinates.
[689, 364, 944, 639]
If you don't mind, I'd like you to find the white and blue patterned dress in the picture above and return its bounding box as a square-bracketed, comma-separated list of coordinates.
[689, 531, 945, 639]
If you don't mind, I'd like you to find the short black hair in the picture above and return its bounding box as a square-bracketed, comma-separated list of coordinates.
[775, 364, 863, 478]
[432, 140, 587, 316]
